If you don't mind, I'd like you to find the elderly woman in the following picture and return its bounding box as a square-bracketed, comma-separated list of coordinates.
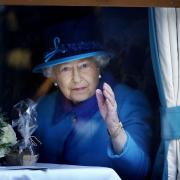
[33, 16, 152, 180]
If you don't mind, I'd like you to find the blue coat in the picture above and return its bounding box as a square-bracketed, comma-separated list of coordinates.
[35, 83, 152, 180]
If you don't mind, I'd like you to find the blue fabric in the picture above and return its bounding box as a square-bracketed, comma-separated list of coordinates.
[35, 80, 152, 180]
[148, 8, 166, 107]
[161, 106, 180, 139]
[149, 8, 167, 180]
[153, 106, 180, 178]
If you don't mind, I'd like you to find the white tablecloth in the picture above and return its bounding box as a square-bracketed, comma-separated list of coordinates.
[0, 163, 121, 180]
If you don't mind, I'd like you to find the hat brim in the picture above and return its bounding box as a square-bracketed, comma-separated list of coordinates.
[33, 51, 111, 73]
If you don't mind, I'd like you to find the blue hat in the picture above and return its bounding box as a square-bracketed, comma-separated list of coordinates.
[33, 15, 111, 73]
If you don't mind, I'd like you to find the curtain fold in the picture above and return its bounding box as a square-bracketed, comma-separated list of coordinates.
[149, 8, 180, 179]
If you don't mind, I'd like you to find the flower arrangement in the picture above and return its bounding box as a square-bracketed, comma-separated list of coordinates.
[0, 99, 39, 166]
[0, 114, 17, 158]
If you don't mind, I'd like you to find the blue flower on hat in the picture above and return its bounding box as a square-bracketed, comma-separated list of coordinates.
[44, 37, 67, 62]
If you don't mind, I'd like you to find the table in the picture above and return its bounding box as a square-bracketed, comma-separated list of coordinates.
[0, 163, 121, 180]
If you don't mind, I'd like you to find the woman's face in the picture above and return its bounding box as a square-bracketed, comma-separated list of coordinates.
[53, 58, 100, 104]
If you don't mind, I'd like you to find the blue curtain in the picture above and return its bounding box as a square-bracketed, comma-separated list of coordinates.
[149, 8, 180, 179]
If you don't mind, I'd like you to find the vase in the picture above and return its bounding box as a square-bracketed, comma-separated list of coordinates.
[5, 146, 39, 166]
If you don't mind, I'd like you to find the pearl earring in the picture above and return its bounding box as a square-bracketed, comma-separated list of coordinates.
[54, 82, 58, 86]
[99, 74, 102, 79]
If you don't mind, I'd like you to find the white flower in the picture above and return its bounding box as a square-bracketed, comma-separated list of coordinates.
[0, 148, 7, 158]
[0, 124, 17, 158]
[0, 124, 17, 145]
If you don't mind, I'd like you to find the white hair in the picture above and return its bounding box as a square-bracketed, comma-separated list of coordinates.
[42, 67, 54, 78]
[42, 54, 111, 78]
[93, 54, 111, 69]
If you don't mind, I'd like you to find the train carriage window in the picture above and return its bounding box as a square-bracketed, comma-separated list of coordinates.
[0, 6, 160, 179]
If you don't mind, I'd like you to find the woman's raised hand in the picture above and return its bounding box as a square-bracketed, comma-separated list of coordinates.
[96, 82, 127, 153]
[96, 83, 120, 132]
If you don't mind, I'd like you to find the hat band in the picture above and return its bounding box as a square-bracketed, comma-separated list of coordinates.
[44, 37, 103, 63]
